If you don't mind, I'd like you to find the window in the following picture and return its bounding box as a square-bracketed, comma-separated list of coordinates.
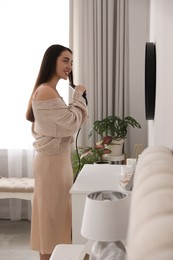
[0, 0, 69, 148]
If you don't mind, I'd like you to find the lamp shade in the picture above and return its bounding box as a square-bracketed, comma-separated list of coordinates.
[81, 190, 130, 242]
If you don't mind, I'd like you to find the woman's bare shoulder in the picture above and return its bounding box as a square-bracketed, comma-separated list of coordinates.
[33, 85, 60, 101]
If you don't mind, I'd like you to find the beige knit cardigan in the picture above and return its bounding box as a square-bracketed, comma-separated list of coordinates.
[32, 91, 88, 155]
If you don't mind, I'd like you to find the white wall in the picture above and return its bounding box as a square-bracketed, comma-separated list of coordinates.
[149, 0, 173, 150]
[128, 0, 150, 156]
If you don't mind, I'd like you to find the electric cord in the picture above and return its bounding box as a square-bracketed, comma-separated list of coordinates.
[72, 89, 88, 183]
[73, 128, 82, 183]
[73, 88, 88, 182]
[68, 72, 88, 182]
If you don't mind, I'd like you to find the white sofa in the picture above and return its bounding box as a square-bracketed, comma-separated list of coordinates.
[126, 146, 173, 260]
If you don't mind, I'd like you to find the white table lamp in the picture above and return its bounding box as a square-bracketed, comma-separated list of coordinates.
[81, 190, 130, 259]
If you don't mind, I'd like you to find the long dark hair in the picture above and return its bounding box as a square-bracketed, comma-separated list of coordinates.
[26, 44, 73, 122]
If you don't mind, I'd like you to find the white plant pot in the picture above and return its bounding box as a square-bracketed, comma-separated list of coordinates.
[107, 139, 124, 156]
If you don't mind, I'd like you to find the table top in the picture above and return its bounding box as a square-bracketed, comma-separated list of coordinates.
[50, 244, 86, 260]
[70, 164, 130, 194]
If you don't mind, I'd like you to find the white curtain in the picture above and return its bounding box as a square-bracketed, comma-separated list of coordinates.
[0, 0, 69, 220]
[8, 149, 34, 221]
[69, 0, 130, 153]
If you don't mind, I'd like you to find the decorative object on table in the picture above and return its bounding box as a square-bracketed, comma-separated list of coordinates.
[119, 159, 137, 191]
[81, 190, 130, 260]
[90, 241, 126, 260]
[126, 158, 137, 172]
[120, 168, 134, 191]
[88, 116, 141, 156]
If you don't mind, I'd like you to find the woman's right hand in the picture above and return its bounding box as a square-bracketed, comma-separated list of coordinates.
[75, 85, 86, 94]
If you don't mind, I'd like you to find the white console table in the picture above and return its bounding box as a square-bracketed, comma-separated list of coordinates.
[70, 164, 129, 244]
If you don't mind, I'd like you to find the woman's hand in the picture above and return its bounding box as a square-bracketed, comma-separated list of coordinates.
[75, 85, 86, 94]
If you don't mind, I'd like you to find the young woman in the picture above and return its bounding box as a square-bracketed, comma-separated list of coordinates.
[26, 44, 88, 260]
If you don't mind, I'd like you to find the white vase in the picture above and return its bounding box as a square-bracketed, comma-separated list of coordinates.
[107, 139, 124, 156]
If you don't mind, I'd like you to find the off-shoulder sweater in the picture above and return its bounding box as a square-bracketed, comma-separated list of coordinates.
[32, 91, 88, 155]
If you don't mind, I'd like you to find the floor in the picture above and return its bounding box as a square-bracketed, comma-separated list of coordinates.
[0, 219, 38, 260]
[0, 219, 89, 260]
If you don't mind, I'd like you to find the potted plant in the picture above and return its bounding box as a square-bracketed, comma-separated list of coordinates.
[88, 116, 141, 156]
[80, 136, 112, 165]
[71, 137, 112, 178]
[80, 137, 111, 163]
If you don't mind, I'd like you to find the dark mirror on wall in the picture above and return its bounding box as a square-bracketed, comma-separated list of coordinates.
[145, 42, 156, 120]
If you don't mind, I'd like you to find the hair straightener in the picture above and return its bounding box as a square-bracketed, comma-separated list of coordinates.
[68, 72, 88, 105]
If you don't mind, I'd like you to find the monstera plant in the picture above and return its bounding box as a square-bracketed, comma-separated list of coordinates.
[88, 116, 141, 156]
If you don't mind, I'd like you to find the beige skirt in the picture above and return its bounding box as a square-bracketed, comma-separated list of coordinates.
[30, 149, 73, 254]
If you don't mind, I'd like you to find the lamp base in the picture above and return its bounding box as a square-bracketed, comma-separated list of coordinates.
[90, 241, 126, 260]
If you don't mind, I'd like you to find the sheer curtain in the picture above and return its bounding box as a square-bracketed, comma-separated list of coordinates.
[69, 0, 129, 153]
[0, 0, 69, 220]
